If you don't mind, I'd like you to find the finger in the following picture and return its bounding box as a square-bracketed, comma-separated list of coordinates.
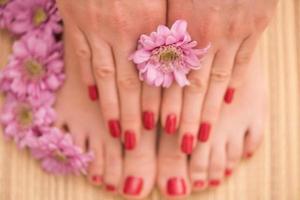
[225, 35, 259, 104]
[88, 34, 121, 139]
[161, 84, 183, 135]
[66, 24, 97, 101]
[178, 54, 214, 154]
[113, 43, 142, 151]
[142, 84, 161, 131]
[198, 45, 239, 143]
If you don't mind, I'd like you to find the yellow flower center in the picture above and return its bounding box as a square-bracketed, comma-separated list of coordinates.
[33, 7, 47, 26]
[0, 0, 8, 6]
[159, 46, 180, 63]
[53, 150, 68, 163]
[16, 106, 33, 127]
[25, 59, 45, 78]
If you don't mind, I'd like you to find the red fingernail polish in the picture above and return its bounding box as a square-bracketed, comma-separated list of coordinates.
[123, 176, 143, 195]
[181, 133, 194, 154]
[245, 152, 253, 158]
[124, 130, 136, 150]
[92, 175, 102, 185]
[165, 114, 177, 134]
[193, 180, 206, 189]
[106, 184, 116, 192]
[167, 177, 187, 196]
[209, 180, 220, 187]
[224, 87, 235, 104]
[108, 120, 121, 138]
[88, 85, 98, 101]
[198, 122, 211, 142]
[143, 111, 155, 130]
[225, 169, 233, 177]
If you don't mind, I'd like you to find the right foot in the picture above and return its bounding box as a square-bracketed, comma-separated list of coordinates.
[157, 54, 266, 198]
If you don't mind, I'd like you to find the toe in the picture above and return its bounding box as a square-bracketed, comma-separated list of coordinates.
[207, 140, 226, 188]
[158, 134, 190, 198]
[225, 134, 244, 177]
[243, 125, 264, 159]
[122, 129, 156, 199]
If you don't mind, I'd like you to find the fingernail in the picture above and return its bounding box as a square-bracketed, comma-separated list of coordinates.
[245, 152, 253, 158]
[181, 133, 194, 154]
[198, 122, 211, 142]
[224, 87, 235, 104]
[123, 176, 143, 195]
[143, 111, 155, 130]
[108, 120, 121, 138]
[165, 114, 177, 134]
[166, 177, 187, 196]
[209, 179, 220, 187]
[91, 175, 102, 185]
[88, 85, 98, 101]
[106, 184, 116, 192]
[225, 169, 232, 177]
[124, 130, 136, 150]
[193, 180, 206, 189]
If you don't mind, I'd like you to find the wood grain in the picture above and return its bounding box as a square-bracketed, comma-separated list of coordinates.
[0, 0, 299, 199]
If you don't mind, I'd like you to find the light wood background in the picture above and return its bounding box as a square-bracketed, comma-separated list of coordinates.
[0, 0, 299, 200]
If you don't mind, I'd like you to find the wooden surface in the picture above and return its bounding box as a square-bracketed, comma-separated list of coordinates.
[0, 0, 299, 200]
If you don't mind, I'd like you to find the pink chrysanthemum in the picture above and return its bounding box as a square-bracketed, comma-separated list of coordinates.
[31, 128, 94, 175]
[0, 0, 13, 29]
[131, 20, 210, 88]
[4, 0, 61, 35]
[0, 94, 56, 148]
[0, 31, 65, 98]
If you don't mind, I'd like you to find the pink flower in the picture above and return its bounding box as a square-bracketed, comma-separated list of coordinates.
[131, 20, 210, 88]
[30, 128, 94, 175]
[4, 0, 61, 35]
[0, 94, 56, 148]
[0, 31, 65, 98]
[0, 0, 14, 29]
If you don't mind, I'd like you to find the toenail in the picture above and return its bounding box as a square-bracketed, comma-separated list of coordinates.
[209, 179, 220, 187]
[245, 152, 253, 158]
[91, 175, 102, 185]
[181, 133, 194, 154]
[193, 180, 206, 189]
[88, 85, 99, 101]
[165, 114, 177, 134]
[123, 176, 143, 196]
[198, 122, 211, 142]
[105, 184, 116, 192]
[143, 111, 155, 130]
[225, 169, 233, 177]
[124, 130, 136, 150]
[108, 120, 121, 138]
[166, 177, 187, 196]
[224, 87, 235, 104]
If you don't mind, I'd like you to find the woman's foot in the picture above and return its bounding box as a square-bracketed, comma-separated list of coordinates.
[157, 53, 266, 197]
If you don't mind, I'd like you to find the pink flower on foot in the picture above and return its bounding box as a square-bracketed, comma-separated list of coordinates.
[0, 0, 14, 29]
[0, 31, 65, 98]
[30, 128, 94, 175]
[4, 0, 61, 35]
[0, 94, 56, 148]
[131, 20, 210, 88]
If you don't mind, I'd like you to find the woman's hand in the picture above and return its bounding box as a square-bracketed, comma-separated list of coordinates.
[56, 0, 166, 149]
[164, 0, 277, 153]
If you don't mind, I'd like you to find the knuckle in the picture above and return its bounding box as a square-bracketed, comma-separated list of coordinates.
[191, 162, 208, 173]
[94, 65, 115, 79]
[118, 76, 140, 90]
[187, 75, 207, 94]
[210, 161, 225, 172]
[235, 50, 252, 66]
[227, 152, 242, 163]
[75, 48, 90, 59]
[210, 67, 231, 83]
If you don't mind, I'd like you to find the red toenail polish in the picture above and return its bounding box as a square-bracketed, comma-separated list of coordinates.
[124, 130, 136, 150]
[225, 169, 233, 177]
[245, 152, 253, 158]
[181, 133, 194, 154]
[108, 120, 121, 138]
[198, 122, 211, 142]
[194, 180, 206, 189]
[92, 175, 102, 185]
[209, 180, 220, 187]
[165, 114, 177, 134]
[167, 177, 187, 196]
[88, 85, 98, 101]
[143, 111, 155, 130]
[224, 87, 235, 104]
[123, 176, 143, 195]
[106, 184, 116, 192]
